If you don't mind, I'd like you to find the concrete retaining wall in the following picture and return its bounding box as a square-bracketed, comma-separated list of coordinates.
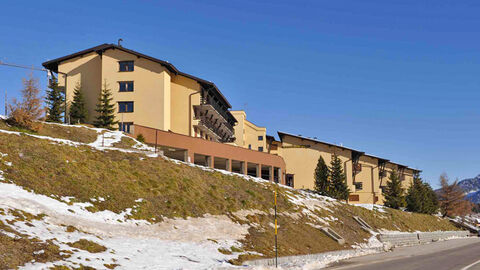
[245, 231, 470, 266]
[244, 248, 382, 267]
[379, 231, 470, 246]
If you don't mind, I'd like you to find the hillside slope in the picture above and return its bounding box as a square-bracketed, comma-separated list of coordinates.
[458, 175, 480, 203]
[0, 120, 459, 269]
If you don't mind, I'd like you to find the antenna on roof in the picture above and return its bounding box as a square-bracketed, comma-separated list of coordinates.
[118, 38, 123, 47]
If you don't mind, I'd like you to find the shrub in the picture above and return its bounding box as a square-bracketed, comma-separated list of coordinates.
[136, 133, 145, 143]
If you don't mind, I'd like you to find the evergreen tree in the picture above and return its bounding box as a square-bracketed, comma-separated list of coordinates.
[421, 181, 439, 214]
[406, 173, 439, 214]
[384, 170, 406, 209]
[406, 174, 423, 213]
[45, 78, 65, 123]
[93, 80, 118, 130]
[329, 153, 349, 200]
[314, 155, 330, 195]
[69, 82, 88, 124]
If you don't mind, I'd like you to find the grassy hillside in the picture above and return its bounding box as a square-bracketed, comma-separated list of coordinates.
[0, 120, 459, 268]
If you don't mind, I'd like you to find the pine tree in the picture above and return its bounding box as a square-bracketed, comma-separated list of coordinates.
[421, 181, 439, 215]
[329, 153, 349, 200]
[69, 82, 88, 124]
[406, 173, 439, 214]
[93, 80, 118, 130]
[438, 173, 472, 217]
[8, 73, 44, 131]
[314, 155, 330, 195]
[384, 170, 406, 209]
[406, 174, 423, 213]
[45, 78, 65, 123]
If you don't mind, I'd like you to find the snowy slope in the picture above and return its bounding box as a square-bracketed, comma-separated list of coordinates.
[0, 120, 459, 269]
[0, 127, 345, 269]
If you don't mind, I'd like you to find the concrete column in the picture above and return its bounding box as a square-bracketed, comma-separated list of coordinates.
[241, 161, 247, 175]
[269, 166, 274, 181]
[277, 168, 283, 184]
[256, 164, 260, 178]
[226, 159, 232, 171]
[187, 152, 194, 163]
[206, 156, 213, 168]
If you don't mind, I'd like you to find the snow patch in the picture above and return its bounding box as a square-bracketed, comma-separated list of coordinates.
[0, 182, 256, 269]
[355, 204, 387, 213]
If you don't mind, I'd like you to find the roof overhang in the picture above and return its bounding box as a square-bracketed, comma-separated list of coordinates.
[41, 43, 232, 108]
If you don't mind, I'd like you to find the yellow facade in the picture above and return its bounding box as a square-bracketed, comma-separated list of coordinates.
[51, 44, 234, 142]
[231, 111, 267, 152]
[57, 52, 102, 124]
[274, 132, 419, 205]
[277, 134, 354, 191]
[45, 43, 420, 206]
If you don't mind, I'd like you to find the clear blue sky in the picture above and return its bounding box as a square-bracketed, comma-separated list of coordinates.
[0, 0, 479, 187]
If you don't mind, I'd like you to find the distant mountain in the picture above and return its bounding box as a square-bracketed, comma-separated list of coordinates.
[457, 174, 480, 204]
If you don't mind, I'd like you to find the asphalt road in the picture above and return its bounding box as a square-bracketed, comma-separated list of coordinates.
[326, 237, 480, 270]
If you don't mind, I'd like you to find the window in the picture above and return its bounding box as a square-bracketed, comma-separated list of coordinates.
[258, 147, 264, 152]
[286, 174, 294, 187]
[118, 101, 134, 113]
[248, 144, 252, 150]
[119, 61, 134, 72]
[354, 182, 363, 190]
[119, 81, 134, 92]
[348, 195, 360, 201]
[119, 122, 134, 134]
[258, 136, 263, 141]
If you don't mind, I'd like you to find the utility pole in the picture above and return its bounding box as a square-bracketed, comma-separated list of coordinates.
[274, 189, 278, 268]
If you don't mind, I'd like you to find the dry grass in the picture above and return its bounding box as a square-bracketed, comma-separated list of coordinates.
[344, 204, 457, 232]
[39, 123, 98, 144]
[111, 136, 137, 149]
[0, 131, 293, 221]
[0, 210, 68, 269]
[67, 239, 107, 253]
[0, 123, 460, 266]
[0, 119, 98, 144]
[231, 213, 346, 264]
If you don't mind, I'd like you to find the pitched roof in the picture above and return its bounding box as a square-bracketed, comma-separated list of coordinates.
[277, 131, 364, 153]
[277, 131, 420, 172]
[41, 43, 232, 108]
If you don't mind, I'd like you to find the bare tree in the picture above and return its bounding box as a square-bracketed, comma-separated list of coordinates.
[437, 173, 472, 218]
[8, 73, 44, 131]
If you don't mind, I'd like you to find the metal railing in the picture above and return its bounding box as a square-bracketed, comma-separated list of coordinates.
[201, 94, 235, 128]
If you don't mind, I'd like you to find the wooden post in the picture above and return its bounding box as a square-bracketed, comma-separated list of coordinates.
[154, 129, 158, 153]
[274, 189, 278, 268]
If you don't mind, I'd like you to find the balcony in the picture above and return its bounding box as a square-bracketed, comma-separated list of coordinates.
[194, 119, 235, 143]
[353, 163, 362, 174]
[193, 95, 235, 142]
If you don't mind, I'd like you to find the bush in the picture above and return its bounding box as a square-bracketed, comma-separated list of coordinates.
[136, 133, 145, 143]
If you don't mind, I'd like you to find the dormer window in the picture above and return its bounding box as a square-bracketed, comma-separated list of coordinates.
[119, 61, 134, 72]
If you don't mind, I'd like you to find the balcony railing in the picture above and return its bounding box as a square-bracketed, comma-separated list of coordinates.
[353, 163, 362, 173]
[194, 118, 235, 143]
[194, 93, 235, 143]
[200, 95, 234, 125]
